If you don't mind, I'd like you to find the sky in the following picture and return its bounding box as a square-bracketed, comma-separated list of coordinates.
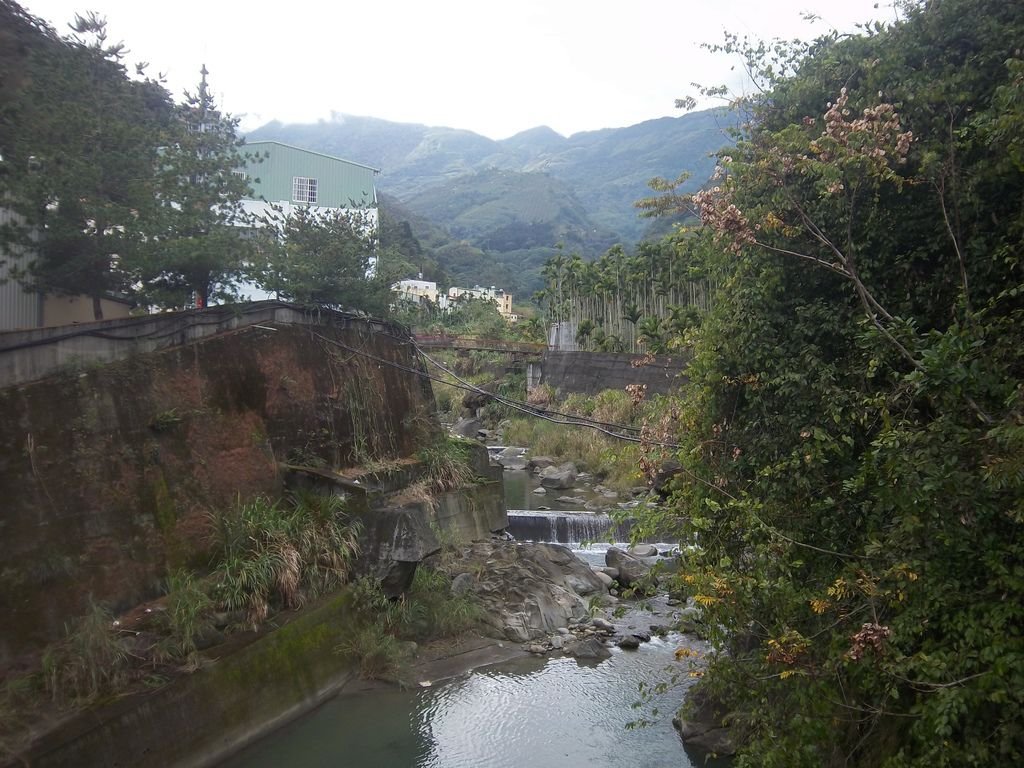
[23, 0, 894, 140]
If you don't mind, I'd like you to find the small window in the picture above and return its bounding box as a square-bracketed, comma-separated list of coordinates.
[292, 176, 318, 203]
[232, 170, 248, 180]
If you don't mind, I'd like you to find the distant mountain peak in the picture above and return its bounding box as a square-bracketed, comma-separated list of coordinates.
[504, 125, 565, 140]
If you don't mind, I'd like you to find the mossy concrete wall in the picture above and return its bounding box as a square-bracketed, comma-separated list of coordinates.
[14, 592, 359, 768]
[0, 307, 435, 667]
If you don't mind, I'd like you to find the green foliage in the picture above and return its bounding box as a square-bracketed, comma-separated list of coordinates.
[537, 238, 714, 354]
[338, 567, 482, 679]
[41, 599, 129, 704]
[0, 4, 173, 318]
[253, 205, 394, 315]
[634, 2, 1024, 765]
[417, 437, 475, 492]
[156, 569, 213, 667]
[503, 389, 665, 492]
[420, 295, 511, 339]
[209, 493, 361, 628]
[335, 623, 406, 680]
[0, 6, 256, 313]
[138, 68, 254, 307]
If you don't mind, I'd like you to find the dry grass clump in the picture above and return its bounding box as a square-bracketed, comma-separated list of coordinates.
[416, 437, 476, 492]
[504, 388, 666, 492]
[209, 492, 361, 629]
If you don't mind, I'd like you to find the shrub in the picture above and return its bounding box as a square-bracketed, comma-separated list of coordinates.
[417, 437, 475, 492]
[335, 624, 407, 679]
[41, 600, 129, 704]
[209, 493, 361, 628]
[157, 569, 213, 667]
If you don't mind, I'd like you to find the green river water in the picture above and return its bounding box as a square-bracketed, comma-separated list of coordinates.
[219, 464, 723, 767]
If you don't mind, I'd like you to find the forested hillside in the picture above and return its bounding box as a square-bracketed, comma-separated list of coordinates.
[620, 0, 1024, 765]
[247, 109, 729, 294]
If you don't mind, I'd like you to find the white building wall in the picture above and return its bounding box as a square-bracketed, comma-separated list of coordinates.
[233, 201, 380, 302]
[238, 200, 378, 231]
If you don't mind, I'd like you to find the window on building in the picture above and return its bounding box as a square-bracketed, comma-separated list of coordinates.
[232, 170, 248, 180]
[292, 176, 318, 203]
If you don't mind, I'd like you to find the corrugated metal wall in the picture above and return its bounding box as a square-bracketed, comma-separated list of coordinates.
[0, 208, 42, 331]
[240, 141, 378, 208]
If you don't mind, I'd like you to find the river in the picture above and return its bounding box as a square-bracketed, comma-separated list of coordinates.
[218, 465, 719, 767]
[220, 627, 719, 768]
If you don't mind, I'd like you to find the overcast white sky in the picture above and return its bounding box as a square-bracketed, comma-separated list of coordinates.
[23, 0, 893, 140]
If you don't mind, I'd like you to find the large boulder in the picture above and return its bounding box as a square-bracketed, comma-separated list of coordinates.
[605, 547, 652, 588]
[452, 417, 483, 439]
[652, 459, 684, 498]
[446, 540, 605, 642]
[564, 636, 611, 660]
[461, 381, 498, 412]
[528, 456, 557, 472]
[495, 447, 528, 471]
[539, 462, 578, 490]
[673, 684, 737, 756]
[361, 507, 441, 597]
[628, 544, 659, 558]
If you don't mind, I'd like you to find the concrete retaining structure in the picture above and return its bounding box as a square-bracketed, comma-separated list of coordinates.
[0, 304, 435, 665]
[536, 351, 689, 397]
[12, 592, 359, 768]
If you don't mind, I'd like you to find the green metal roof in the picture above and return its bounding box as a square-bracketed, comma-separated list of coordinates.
[237, 141, 379, 208]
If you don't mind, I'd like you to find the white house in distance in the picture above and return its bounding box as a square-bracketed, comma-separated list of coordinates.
[393, 278, 441, 305]
[234, 141, 381, 300]
[391, 279, 519, 322]
[448, 285, 517, 321]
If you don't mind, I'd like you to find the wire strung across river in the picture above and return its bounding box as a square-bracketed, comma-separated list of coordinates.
[303, 327, 684, 450]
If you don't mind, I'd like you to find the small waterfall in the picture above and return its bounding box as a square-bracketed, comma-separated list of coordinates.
[506, 509, 634, 546]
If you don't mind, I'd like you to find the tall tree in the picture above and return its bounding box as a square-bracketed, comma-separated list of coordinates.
[136, 66, 253, 308]
[254, 206, 394, 315]
[637, 1, 1024, 764]
[0, 4, 172, 318]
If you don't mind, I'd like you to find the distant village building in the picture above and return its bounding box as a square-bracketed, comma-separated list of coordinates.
[392, 278, 441, 306]
[448, 285, 517, 321]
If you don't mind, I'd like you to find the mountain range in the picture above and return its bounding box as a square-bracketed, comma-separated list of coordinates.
[247, 108, 733, 296]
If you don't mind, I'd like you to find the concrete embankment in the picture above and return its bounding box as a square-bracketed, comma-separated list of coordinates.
[0, 303, 433, 665]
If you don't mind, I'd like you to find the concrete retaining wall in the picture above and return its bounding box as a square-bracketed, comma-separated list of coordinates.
[0, 306, 435, 664]
[537, 351, 689, 397]
[0, 301, 403, 388]
[14, 592, 359, 768]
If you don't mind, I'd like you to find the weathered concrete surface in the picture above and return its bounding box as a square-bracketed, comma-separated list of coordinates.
[537, 350, 689, 397]
[6, 593, 360, 768]
[0, 307, 436, 666]
[0, 301, 402, 388]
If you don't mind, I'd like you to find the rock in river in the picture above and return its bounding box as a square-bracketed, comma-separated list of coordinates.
[539, 462, 578, 490]
[605, 547, 652, 588]
[442, 540, 606, 643]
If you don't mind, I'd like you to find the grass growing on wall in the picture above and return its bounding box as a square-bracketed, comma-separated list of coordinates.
[416, 437, 477, 493]
[208, 492, 362, 629]
[0, 492, 364, 732]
